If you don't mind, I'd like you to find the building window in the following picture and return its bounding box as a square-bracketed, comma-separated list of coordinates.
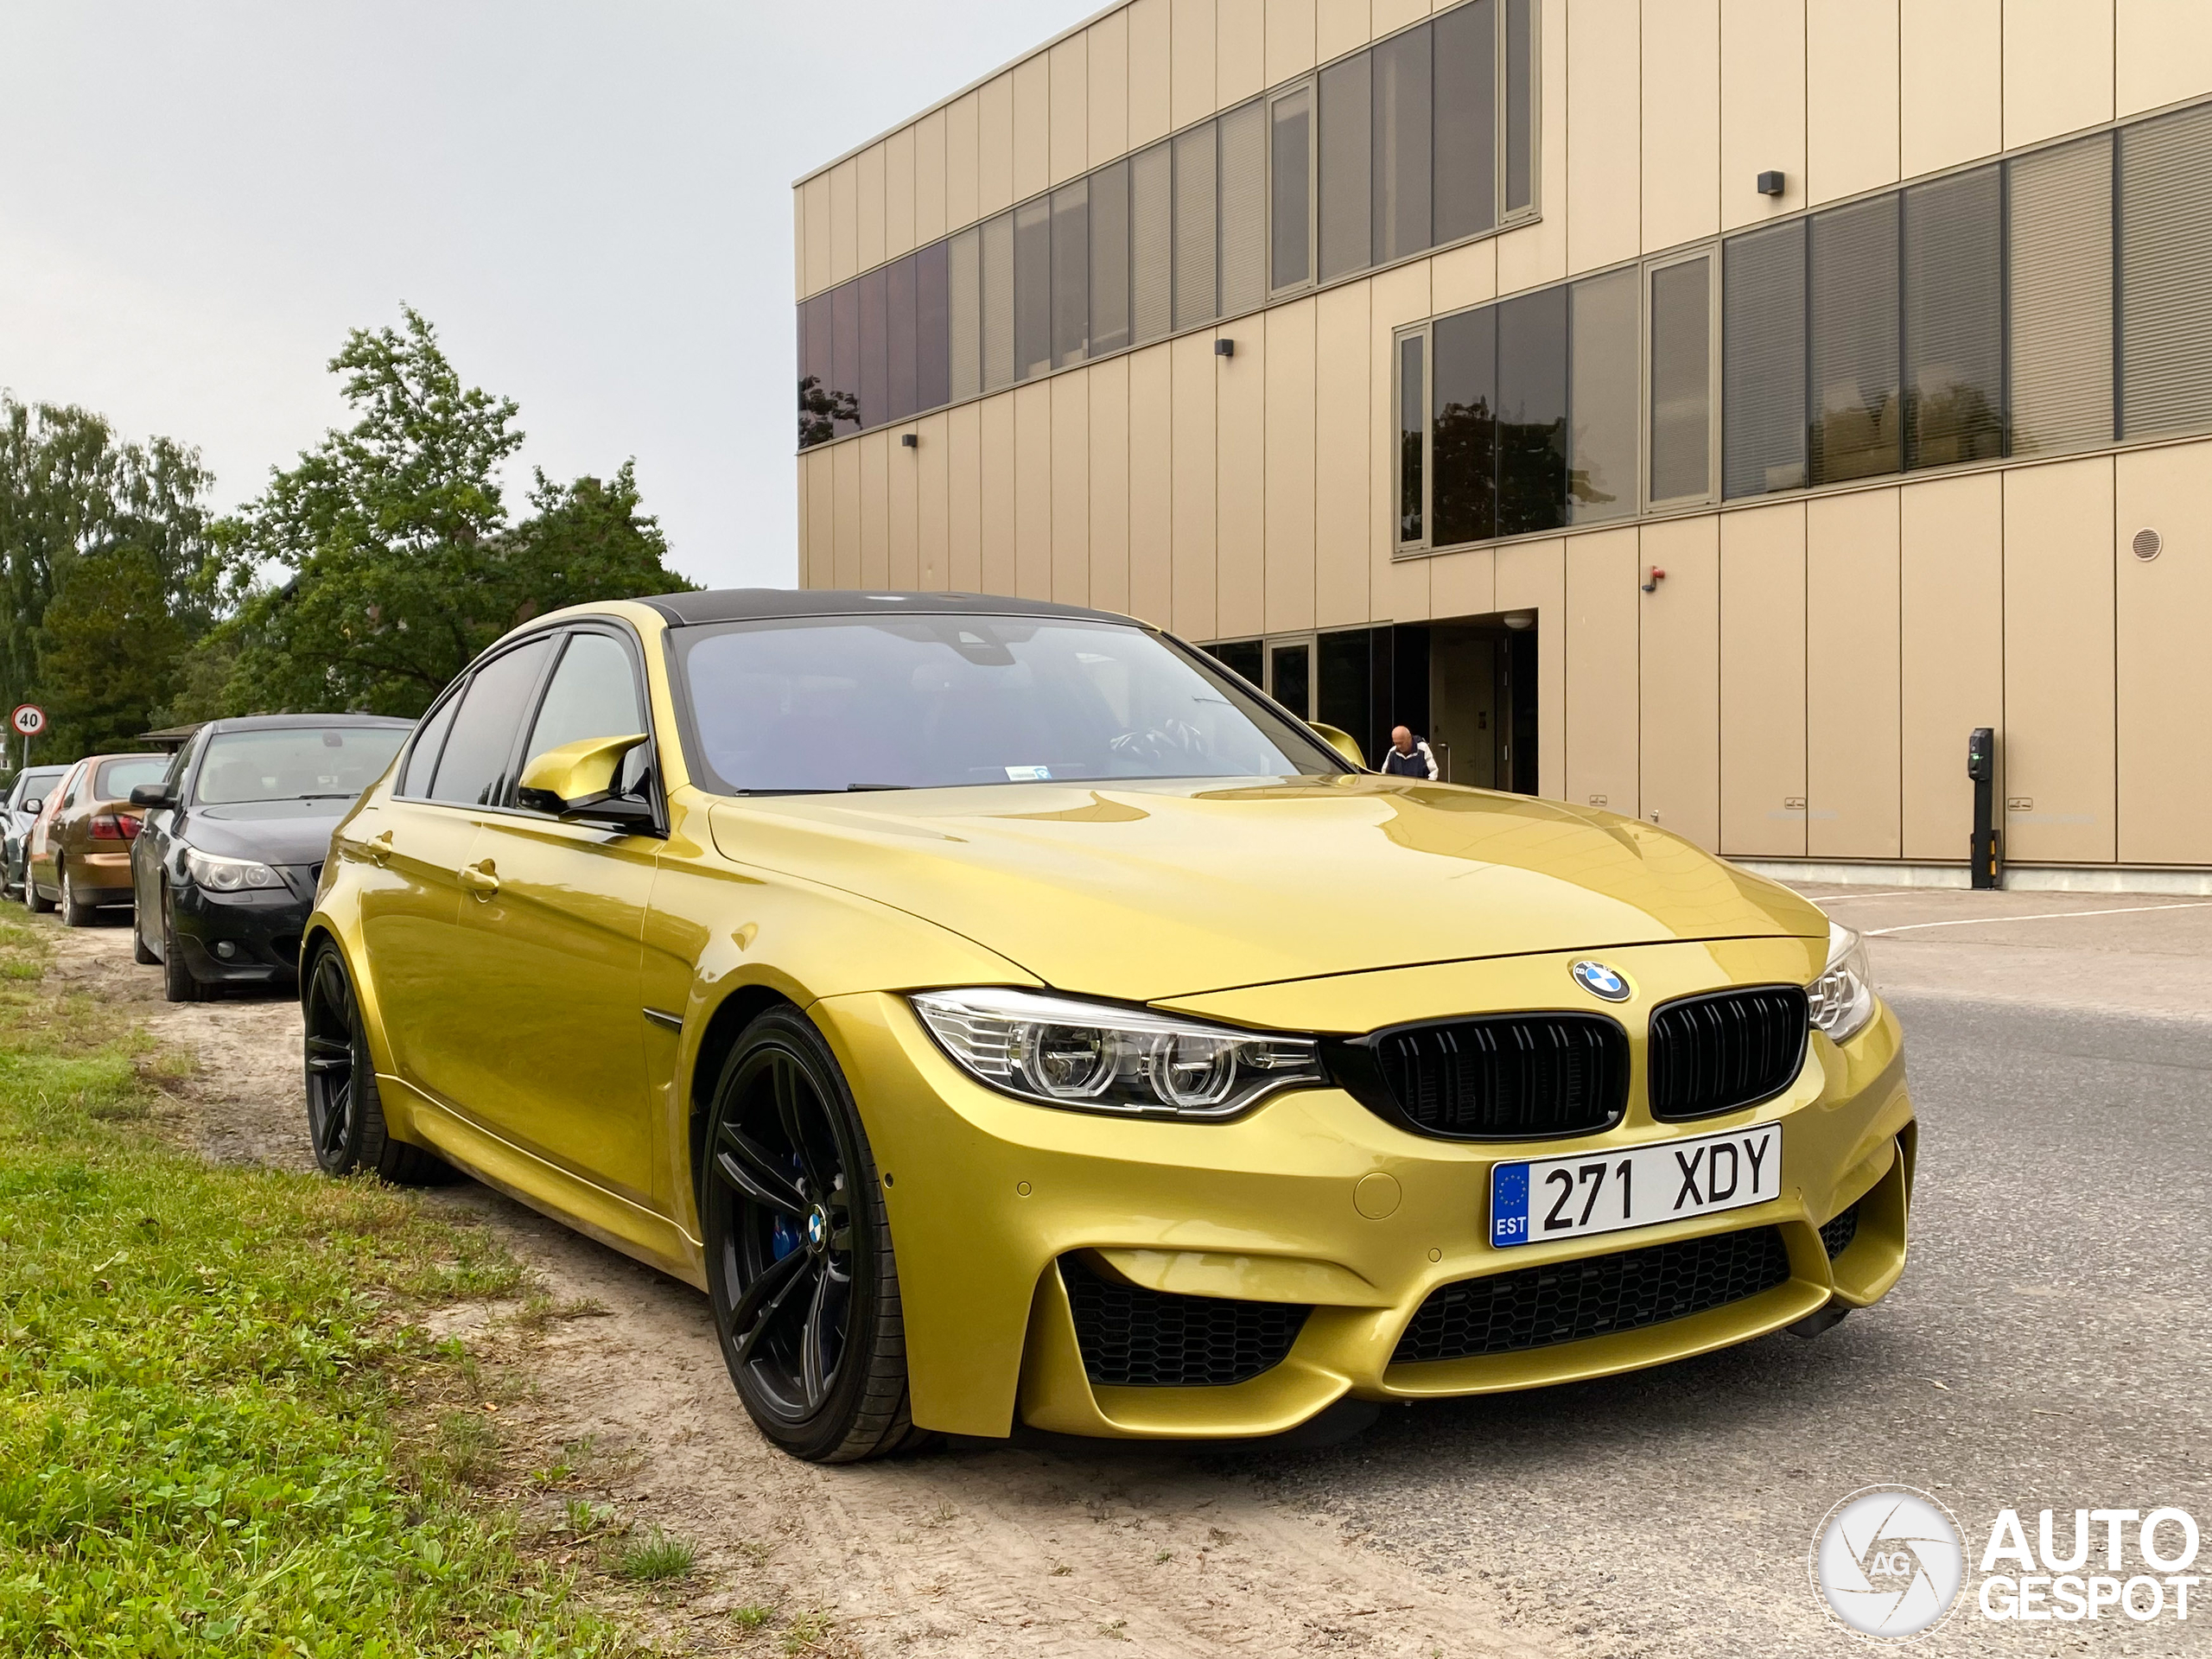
[915, 241, 950, 414]
[1567, 268, 1638, 523]
[1497, 285, 1567, 535]
[2008, 133, 2112, 455]
[1318, 53, 1372, 283]
[1052, 181, 1090, 369]
[1648, 253, 1713, 505]
[982, 212, 1015, 392]
[886, 252, 918, 425]
[1090, 160, 1132, 356]
[1173, 122, 1218, 332]
[2120, 100, 2212, 440]
[1808, 197, 1901, 485]
[1721, 220, 1807, 498]
[1014, 198, 1053, 381]
[1505, 0, 1536, 215]
[1433, 0, 1497, 245]
[1903, 165, 2004, 469]
[1269, 85, 1313, 295]
[1130, 142, 1173, 346]
[1218, 100, 1268, 317]
[857, 267, 888, 429]
[947, 227, 982, 404]
[1398, 331, 1427, 546]
[1372, 25, 1433, 264]
[1431, 308, 1494, 546]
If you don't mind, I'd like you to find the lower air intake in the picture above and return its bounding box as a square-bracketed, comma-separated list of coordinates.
[1820, 1202, 1860, 1259]
[1061, 1256, 1309, 1388]
[1392, 1226, 1794, 1364]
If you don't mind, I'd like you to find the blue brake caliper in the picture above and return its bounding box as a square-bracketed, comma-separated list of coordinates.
[768, 1150, 806, 1262]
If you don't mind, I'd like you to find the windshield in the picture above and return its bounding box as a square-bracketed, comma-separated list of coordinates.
[93, 757, 168, 799]
[194, 728, 408, 806]
[675, 615, 1344, 794]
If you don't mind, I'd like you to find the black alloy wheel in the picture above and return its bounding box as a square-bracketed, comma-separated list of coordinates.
[302, 944, 450, 1185]
[701, 1006, 923, 1463]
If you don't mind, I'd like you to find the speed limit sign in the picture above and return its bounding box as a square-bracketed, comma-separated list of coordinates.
[10, 704, 46, 738]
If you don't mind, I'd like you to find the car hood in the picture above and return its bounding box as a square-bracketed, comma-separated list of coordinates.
[703, 776, 1828, 1004]
[181, 799, 352, 867]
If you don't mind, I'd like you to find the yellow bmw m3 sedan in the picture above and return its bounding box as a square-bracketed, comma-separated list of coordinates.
[303, 591, 1913, 1463]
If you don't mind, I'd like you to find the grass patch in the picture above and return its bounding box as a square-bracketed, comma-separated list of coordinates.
[616, 1527, 696, 1583]
[0, 918, 631, 1656]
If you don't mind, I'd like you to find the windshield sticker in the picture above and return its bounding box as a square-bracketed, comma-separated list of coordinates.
[1004, 765, 1052, 781]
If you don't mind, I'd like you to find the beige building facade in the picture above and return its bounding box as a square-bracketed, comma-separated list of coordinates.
[794, 0, 2212, 885]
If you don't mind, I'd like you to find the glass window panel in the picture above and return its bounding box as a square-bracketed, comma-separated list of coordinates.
[1497, 287, 1567, 535]
[1014, 198, 1052, 380]
[1051, 181, 1090, 367]
[1506, 0, 1535, 214]
[857, 266, 888, 429]
[830, 281, 861, 436]
[430, 638, 554, 808]
[2008, 133, 2113, 456]
[1174, 122, 1219, 330]
[1399, 331, 1428, 544]
[1567, 269, 1638, 522]
[524, 634, 645, 772]
[1218, 100, 1268, 316]
[1722, 219, 1808, 497]
[916, 239, 951, 412]
[1433, 307, 1497, 545]
[982, 212, 1015, 391]
[1809, 197, 1901, 484]
[399, 695, 458, 797]
[1319, 53, 1374, 282]
[887, 253, 918, 424]
[1373, 25, 1433, 264]
[1205, 639, 1264, 688]
[1649, 256, 1713, 501]
[1902, 166, 2003, 469]
[1317, 630, 1372, 747]
[1269, 643, 1312, 720]
[2120, 101, 2212, 440]
[1271, 86, 1313, 292]
[799, 294, 836, 448]
[1433, 0, 1497, 243]
[1131, 142, 1173, 344]
[949, 228, 982, 403]
[1090, 159, 1132, 355]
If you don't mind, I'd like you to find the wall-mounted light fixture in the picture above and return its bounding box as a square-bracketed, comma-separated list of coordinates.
[1503, 611, 1535, 630]
[900, 432, 918, 448]
[1214, 338, 1235, 358]
[1756, 170, 1785, 197]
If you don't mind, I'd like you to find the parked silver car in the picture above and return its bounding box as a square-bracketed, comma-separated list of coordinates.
[3, 765, 70, 902]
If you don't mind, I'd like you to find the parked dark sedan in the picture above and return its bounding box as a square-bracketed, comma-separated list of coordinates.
[130, 714, 412, 1001]
[2, 764, 70, 902]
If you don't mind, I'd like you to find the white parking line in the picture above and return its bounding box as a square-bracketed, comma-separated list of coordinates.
[1866, 900, 2212, 936]
[1799, 890, 1924, 902]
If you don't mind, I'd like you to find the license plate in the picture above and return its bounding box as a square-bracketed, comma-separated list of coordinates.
[1489, 1123, 1781, 1249]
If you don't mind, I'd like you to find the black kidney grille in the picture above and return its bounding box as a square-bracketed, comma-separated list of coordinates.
[1820, 1202, 1860, 1260]
[1061, 1257, 1309, 1388]
[1646, 985, 1810, 1121]
[1392, 1225, 1794, 1364]
[1363, 1014, 1629, 1140]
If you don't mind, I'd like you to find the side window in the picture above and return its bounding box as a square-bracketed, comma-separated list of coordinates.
[162, 746, 189, 799]
[427, 637, 556, 807]
[64, 766, 86, 808]
[520, 632, 648, 791]
[399, 692, 462, 798]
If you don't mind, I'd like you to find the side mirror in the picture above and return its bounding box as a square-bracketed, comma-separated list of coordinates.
[130, 785, 175, 810]
[516, 733, 654, 826]
[20, 797, 41, 815]
[1308, 721, 1367, 771]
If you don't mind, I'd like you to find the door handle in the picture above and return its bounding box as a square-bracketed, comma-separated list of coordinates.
[459, 859, 499, 899]
[362, 830, 394, 865]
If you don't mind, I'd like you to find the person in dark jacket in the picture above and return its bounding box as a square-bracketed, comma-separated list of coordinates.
[1379, 725, 1439, 779]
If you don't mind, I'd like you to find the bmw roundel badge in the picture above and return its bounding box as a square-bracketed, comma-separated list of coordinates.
[1570, 960, 1632, 1002]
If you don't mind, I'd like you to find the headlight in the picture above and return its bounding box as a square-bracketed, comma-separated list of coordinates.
[1806, 921, 1878, 1046]
[910, 988, 1325, 1120]
[183, 849, 285, 893]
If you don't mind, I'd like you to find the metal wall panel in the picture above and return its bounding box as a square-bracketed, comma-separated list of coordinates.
[1564, 527, 1641, 816]
[885, 422, 920, 588]
[1901, 0, 2000, 177]
[1128, 342, 1176, 625]
[1314, 0, 1372, 63]
[1566, 0, 1639, 273]
[1496, 537, 1564, 797]
[1266, 0, 1318, 85]
[914, 110, 948, 247]
[1806, 0, 1898, 205]
[1173, 0, 1220, 130]
[1719, 0, 1804, 230]
[1052, 36, 1089, 188]
[1899, 474, 2003, 861]
[802, 175, 833, 299]
[1014, 382, 1054, 598]
[1217, 321, 1268, 637]
[1014, 55, 1052, 204]
[885, 128, 915, 260]
[2001, 456, 2115, 861]
[1806, 488, 1901, 859]
[1050, 373, 1090, 605]
[829, 158, 860, 286]
[1090, 11, 1130, 167]
[1314, 282, 1371, 627]
[2002, 0, 2113, 149]
[1265, 298, 1318, 634]
[946, 93, 981, 231]
[1130, 0, 1174, 147]
[2118, 0, 2212, 118]
[859, 430, 889, 588]
[1219, 0, 1266, 105]
[980, 73, 1016, 216]
[915, 410, 950, 588]
[1089, 357, 1133, 613]
[2116, 442, 2212, 861]
[1171, 332, 1221, 639]
[1641, 0, 1718, 252]
[856, 144, 887, 274]
[1718, 502, 1807, 856]
[947, 401, 984, 591]
[980, 393, 1018, 594]
[831, 434, 861, 587]
[1637, 518, 1719, 850]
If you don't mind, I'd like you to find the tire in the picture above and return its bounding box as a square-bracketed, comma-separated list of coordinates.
[59, 863, 96, 928]
[701, 1005, 918, 1463]
[161, 893, 209, 1002]
[302, 944, 454, 1185]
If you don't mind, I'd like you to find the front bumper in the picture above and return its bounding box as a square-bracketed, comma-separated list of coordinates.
[171, 880, 310, 985]
[811, 937, 1915, 1441]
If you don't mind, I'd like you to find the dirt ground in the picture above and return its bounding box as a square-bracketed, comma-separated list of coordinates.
[43, 915, 1561, 1659]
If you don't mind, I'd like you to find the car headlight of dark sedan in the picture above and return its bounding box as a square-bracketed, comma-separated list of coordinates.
[910, 988, 1325, 1120]
[183, 848, 287, 893]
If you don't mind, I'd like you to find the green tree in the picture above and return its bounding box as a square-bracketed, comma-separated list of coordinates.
[0, 397, 213, 758]
[213, 307, 692, 717]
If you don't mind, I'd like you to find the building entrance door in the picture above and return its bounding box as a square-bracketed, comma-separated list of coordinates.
[1425, 617, 1537, 792]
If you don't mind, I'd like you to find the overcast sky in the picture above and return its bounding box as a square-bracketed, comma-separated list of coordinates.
[0, 0, 1100, 590]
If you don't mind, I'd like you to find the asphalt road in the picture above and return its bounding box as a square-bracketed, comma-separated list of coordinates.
[1258, 981, 2212, 1655]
